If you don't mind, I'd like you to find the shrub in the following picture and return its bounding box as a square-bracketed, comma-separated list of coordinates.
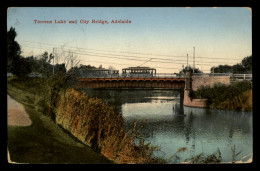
[193, 81, 252, 110]
[217, 89, 252, 111]
[55, 88, 164, 164]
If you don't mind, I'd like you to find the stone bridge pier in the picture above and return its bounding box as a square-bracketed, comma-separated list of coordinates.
[183, 71, 231, 108]
[183, 71, 208, 108]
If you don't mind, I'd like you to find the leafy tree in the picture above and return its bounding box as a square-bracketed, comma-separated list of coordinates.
[38, 51, 53, 77]
[241, 55, 252, 73]
[179, 66, 203, 74]
[211, 65, 233, 73]
[11, 57, 32, 76]
[231, 64, 245, 74]
[210, 55, 252, 74]
[7, 27, 22, 74]
[54, 63, 66, 74]
[68, 64, 97, 77]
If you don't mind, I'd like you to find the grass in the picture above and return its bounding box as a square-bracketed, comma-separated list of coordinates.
[7, 77, 113, 164]
[184, 148, 222, 164]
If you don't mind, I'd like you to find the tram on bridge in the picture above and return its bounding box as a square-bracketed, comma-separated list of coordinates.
[80, 68, 119, 78]
[78, 66, 158, 78]
[122, 66, 156, 78]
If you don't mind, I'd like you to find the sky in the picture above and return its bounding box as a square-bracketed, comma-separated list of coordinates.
[7, 7, 252, 73]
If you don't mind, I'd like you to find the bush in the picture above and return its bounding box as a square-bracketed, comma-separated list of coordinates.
[194, 81, 252, 110]
[217, 89, 252, 111]
[55, 88, 164, 164]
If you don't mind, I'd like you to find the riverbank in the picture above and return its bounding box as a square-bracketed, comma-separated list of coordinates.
[7, 77, 252, 164]
[55, 88, 164, 164]
[7, 77, 163, 164]
[7, 78, 113, 164]
[192, 81, 252, 111]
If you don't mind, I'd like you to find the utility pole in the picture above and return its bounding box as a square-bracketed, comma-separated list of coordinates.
[53, 48, 55, 75]
[187, 54, 189, 70]
[193, 46, 195, 73]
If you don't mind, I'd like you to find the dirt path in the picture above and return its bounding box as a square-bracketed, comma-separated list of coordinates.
[7, 95, 32, 126]
[8, 94, 32, 164]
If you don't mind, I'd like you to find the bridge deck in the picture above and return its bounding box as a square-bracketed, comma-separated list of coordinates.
[79, 77, 186, 82]
[77, 77, 185, 89]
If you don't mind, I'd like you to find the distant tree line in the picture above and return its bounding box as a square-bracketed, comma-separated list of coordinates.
[210, 56, 252, 74]
[7, 27, 67, 77]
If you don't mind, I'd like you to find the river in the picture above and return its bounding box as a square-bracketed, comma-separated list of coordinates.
[84, 89, 253, 163]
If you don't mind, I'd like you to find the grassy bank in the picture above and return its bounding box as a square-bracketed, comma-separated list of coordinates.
[7, 77, 250, 164]
[55, 88, 164, 164]
[193, 81, 252, 111]
[7, 77, 113, 164]
[7, 77, 163, 164]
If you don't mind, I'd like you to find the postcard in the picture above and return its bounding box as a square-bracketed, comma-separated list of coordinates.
[7, 7, 252, 164]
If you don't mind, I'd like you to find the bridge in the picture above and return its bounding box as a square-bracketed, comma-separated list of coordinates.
[75, 73, 251, 89]
[76, 77, 186, 89]
[75, 72, 252, 108]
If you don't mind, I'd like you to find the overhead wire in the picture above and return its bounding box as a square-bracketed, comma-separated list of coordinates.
[21, 40, 243, 61]
[20, 41, 244, 73]
[21, 44, 241, 66]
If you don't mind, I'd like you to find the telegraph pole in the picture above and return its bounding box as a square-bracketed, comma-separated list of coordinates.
[187, 53, 189, 69]
[52, 48, 54, 75]
[193, 47, 195, 73]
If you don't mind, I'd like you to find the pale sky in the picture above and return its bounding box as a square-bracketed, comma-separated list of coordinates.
[7, 7, 252, 73]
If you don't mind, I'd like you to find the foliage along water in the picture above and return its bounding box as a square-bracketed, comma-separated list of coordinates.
[84, 89, 253, 163]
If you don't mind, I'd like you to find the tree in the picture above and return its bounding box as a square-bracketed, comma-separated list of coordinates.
[46, 49, 79, 121]
[179, 66, 203, 74]
[210, 55, 252, 74]
[38, 51, 53, 77]
[231, 64, 245, 74]
[211, 65, 233, 73]
[11, 57, 32, 76]
[241, 56, 252, 73]
[7, 27, 21, 74]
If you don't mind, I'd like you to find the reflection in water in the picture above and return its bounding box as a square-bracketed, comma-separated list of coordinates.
[173, 102, 182, 116]
[83, 89, 253, 163]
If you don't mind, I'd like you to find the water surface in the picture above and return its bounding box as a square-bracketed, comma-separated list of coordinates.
[84, 89, 253, 163]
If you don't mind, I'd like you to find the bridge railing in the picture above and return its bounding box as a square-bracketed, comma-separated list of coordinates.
[232, 74, 252, 80]
[119, 73, 186, 78]
[153, 73, 185, 78]
[79, 73, 186, 78]
[78, 72, 252, 80]
[193, 73, 233, 76]
[193, 73, 252, 81]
